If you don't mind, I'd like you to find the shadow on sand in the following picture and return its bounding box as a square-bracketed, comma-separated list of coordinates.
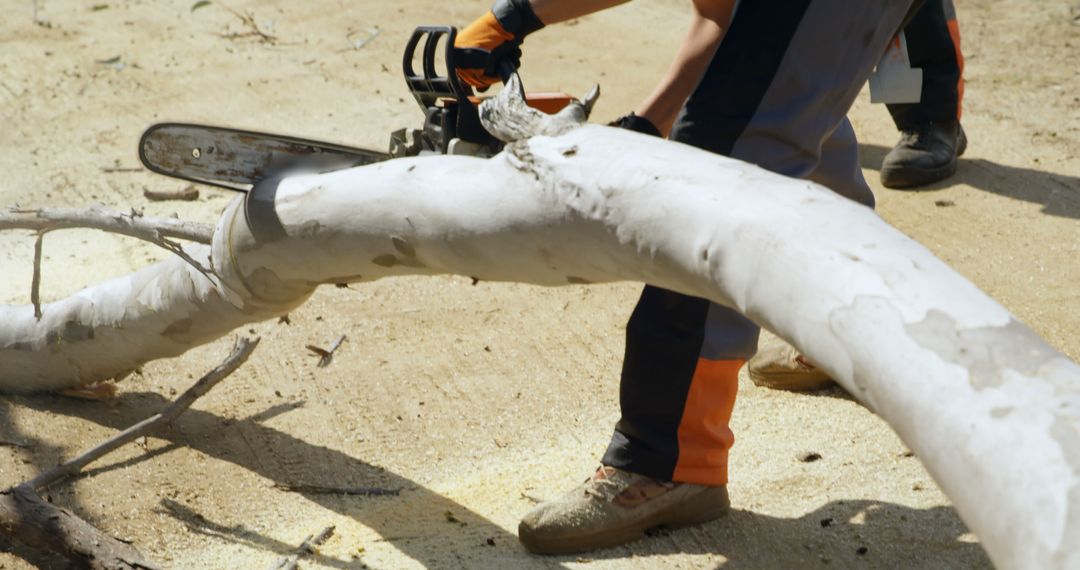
[4, 389, 992, 569]
[860, 142, 1080, 219]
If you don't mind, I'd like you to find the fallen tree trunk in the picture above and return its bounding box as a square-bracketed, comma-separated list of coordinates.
[0, 79, 1077, 568]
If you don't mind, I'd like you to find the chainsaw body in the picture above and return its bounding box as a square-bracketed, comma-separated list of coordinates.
[139, 25, 575, 192]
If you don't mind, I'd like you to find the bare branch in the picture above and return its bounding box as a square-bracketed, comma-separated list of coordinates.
[0, 485, 160, 570]
[2, 205, 215, 278]
[31, 233, 43, 320]
[27, 336, 260, 491]
[265, 526, 335, 570]
[0, 338, 258, 568]
[1, 205, 213, 244]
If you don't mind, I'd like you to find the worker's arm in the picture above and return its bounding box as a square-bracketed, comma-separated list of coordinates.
[455, 0, 629, 89]
[528, 0, 630, 25]
[633, 0, 737, 136]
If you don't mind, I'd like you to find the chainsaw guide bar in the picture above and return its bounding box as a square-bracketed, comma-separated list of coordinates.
[139, 123, 390, 193]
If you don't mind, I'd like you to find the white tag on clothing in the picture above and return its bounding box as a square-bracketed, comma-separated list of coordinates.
[869, 31, 923, 104]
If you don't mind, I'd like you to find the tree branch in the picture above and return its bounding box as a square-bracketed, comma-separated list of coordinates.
[266, 526, 335, 570]
[2, 205, 217, 307]
[31, 233, 43, 320]
[1, 337, 260, 569]
[27, 336, 260, 491]
[1, 205, 213, 244]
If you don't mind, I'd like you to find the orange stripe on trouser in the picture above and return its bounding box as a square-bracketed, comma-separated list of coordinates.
[947, 18, 964, 121]
[671, 358, 742, 486]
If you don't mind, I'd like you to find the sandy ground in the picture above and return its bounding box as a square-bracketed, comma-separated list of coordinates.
[1, 0, 1078, 568]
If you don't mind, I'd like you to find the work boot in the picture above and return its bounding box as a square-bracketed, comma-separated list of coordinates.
[747, 338, 834, 391]
[880, 121, 967, 189]
[518, 466, 729, 554]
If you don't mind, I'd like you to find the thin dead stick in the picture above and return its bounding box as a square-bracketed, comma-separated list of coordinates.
[0, 485, 160, 569]
[0, 338, 256, 569]
[2, 205, 215, 279]
[305, 334, 346, 368]
[143, 186, 199, 202]
[274, 483, 401, 496]
[0, 439, 29, 449]
[101, 167, 144, 174]
[266, 525, 335, 570]
[31, 233, 43, 320]
[26, 336, 260, 491]
[1, 205, 212, 244]
[220, 6, 277, 43]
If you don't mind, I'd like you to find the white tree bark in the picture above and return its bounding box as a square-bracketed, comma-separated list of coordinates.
[1, 80, 1077, 568]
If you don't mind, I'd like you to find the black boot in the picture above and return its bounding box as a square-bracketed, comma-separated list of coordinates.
[880, 121, 967, 189]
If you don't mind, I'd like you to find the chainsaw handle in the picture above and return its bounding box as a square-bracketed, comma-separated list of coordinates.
[495, 56, 518, 85]
[403, 25, 524, 106]
[403, 26, 471, 107]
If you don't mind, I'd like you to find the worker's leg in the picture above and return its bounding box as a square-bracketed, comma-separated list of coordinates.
[603, 0, 909, 481]
[882, 0, 967, 188]
[887, 0, 964, 128]
[601, 290, 757, 486]
[519, 0, 915, 555]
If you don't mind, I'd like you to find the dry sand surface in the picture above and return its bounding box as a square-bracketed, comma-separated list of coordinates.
[2, 0, 1079, 568]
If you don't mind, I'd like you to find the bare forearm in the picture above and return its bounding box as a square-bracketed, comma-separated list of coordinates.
[528, 0, 630, 25]
[635, 0, 736, 135]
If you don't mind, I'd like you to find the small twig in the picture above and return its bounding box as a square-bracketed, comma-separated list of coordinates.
[266, 525, 335, 570]
[520, 492, 544, 504]
[27, 337, 260, 490]
[0, 439, 29, 449]
[219, 6, 277, 43]
[101, 167, 144, 174]
[31, 233, 43, 320]
[143, 186, 200, 202]
[273, 483, 400, 497]
[305, 334, 346, 368]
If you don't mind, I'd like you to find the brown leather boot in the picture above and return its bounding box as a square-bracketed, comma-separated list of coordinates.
[518, 466, 729, 554]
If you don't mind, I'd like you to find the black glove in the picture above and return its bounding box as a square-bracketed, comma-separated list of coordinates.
[609, 112, 662, 137]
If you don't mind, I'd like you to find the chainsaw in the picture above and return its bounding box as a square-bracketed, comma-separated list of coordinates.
[138, 26, 576, 193]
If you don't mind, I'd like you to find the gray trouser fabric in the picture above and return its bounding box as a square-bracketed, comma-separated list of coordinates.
[602, 0, 916, 483]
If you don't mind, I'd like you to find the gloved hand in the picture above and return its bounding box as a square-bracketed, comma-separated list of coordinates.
[609, 112, 662, 137]
[455, 0, 545, 91]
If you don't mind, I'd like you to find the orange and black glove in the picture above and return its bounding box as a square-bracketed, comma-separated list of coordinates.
[454, 0, 545, 91]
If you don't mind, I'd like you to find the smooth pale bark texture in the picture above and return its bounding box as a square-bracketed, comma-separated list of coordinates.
[0, 81, 1077, 568]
